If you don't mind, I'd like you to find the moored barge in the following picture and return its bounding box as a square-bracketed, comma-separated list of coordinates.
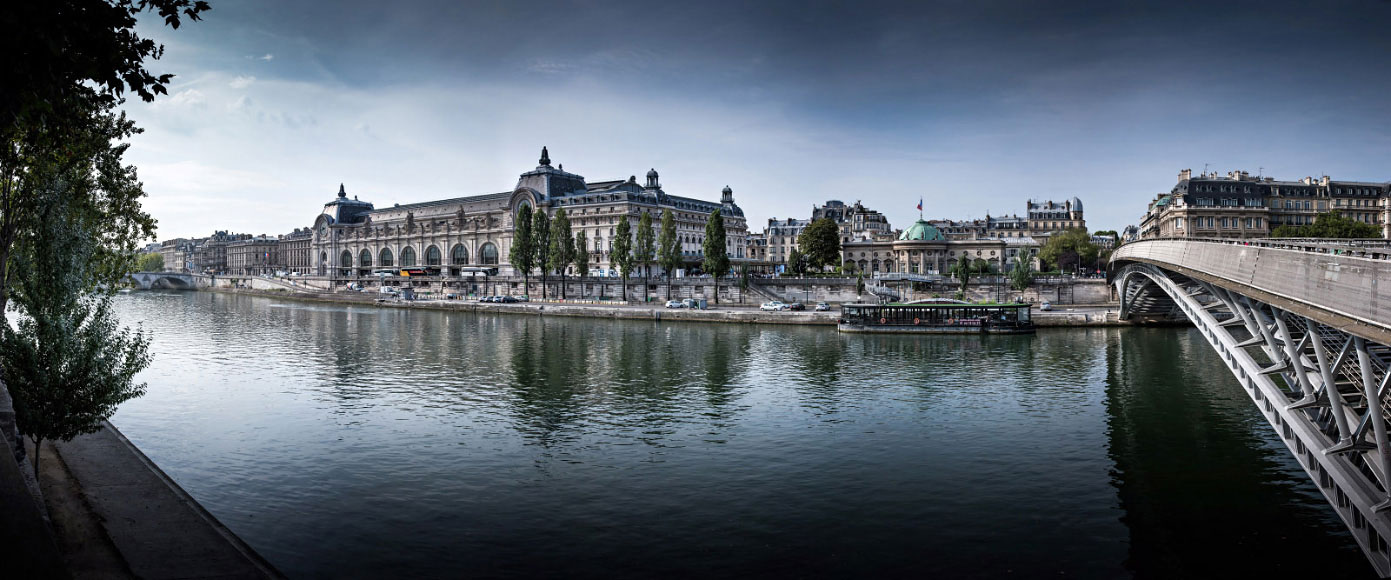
[838, 302, 1035, 334]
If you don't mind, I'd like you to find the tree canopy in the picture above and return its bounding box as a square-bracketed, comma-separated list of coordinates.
[3, 184, 151, 476]
[797, 218, 841, 272]
[573, 231, 589, 284]
[548, 208, 573, 298]
[136, 252, 163, 272]
[3, 1, 211, 127]
[509, 204, 534, 291]
[1038, 228, 1099, 273]
[532, 210, 550, 296]
[613, 214, 633, 301]
[635, 210, 655, 300]
[702, 210, 729, 303]
[1009, 250, 1034, 291]
[1271, 212, 1381, 239]
[658, 209, 679, 298]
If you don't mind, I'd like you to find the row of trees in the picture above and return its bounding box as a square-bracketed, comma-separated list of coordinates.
[1271, 211, 1381, 239]
[507, 206, 734, 303]
[1, 0, 212, 476]
[1038, 228, 1107, 274]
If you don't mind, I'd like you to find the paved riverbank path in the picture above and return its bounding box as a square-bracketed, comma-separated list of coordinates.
[53, 422, 282, 579]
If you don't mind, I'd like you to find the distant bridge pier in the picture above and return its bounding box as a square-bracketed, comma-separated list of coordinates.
[1113, 238, 1391, 576]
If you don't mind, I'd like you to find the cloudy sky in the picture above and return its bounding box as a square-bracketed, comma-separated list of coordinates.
[124, 0, 1391, 240]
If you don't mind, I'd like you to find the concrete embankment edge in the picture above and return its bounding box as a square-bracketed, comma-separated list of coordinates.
[53, 421, 284, 579]
[0, 391, 65, 578]
[197, 287, 1142, 328]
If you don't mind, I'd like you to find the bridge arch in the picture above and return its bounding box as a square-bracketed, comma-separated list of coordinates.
[1112, 238, 1391, 574]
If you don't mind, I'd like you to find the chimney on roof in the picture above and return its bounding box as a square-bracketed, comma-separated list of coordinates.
[1178, 168, 1192, 181]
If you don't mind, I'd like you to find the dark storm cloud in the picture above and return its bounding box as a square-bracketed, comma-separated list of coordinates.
[133, 0, 1391, 236]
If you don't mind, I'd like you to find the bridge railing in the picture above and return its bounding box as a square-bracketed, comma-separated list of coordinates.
[1129, 236, 1391, 260]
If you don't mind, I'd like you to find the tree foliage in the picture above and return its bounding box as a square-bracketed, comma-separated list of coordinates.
[950, 256, 981, 298]
[738, 263, 750, 304]
[136, 252, 163, 272]
[613, 214, 633, 301]
[2, 185, 151, 476]
[548, 208, 573, 299]
[1038, 228, 1098, 273]
[532, 210, 550, 298]
[658, 209, 679, 300]
[3, 1, 211, 120]
[509, 204, 533, 294]
[1271, 211, 1381, 239]
[702, 210, 729, 304]
[1009, 250, 1034, 292]
[635, 210, 655, 301]
[797, 218, 841, 272]
[573, 231, 588, 298]
[786, 248, 806, 276]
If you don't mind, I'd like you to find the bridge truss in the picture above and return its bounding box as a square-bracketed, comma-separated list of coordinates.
[1117, 262, 1391, 576]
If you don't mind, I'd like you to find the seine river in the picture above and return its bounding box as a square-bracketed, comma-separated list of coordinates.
[110, 291, 1374, 579]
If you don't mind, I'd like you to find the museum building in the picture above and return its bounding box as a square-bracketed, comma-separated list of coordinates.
[310, 148, 749, 281]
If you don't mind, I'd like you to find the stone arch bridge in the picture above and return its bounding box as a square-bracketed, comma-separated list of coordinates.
[1111, 237, 1391, 576]
[128, 271, 203, 290]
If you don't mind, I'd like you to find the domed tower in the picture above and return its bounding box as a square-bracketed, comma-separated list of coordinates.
[721, 185, 733, 205]
[645, 168, 660, 189]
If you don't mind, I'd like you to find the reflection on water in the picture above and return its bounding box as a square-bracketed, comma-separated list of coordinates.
[1104, 328, 1370, 578]
[109, 292, 1371, 578]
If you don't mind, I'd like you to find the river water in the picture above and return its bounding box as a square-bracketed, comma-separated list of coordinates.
[109, 291, 1373, 578]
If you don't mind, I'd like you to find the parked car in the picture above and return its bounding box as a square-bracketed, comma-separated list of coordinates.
[681, 298, 697, 309]
[814, 302, 831, 311]
[1040, 300, 1052, 311]
[787, 302, 805, 311]
[760, 301, 788, 311]
[379, 286, 398, 295]
[502, 296, 520, 303]
[665, 300, 685, 308]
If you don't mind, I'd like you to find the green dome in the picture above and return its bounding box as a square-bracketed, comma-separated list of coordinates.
[898, 219, 945, 241]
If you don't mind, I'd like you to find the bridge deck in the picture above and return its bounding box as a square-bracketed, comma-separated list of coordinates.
[1112, 238, 1391, 345]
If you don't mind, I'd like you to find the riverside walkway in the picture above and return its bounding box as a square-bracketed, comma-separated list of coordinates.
[47, 422, 282, 579]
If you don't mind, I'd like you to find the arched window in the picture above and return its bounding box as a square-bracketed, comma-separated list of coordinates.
[451, 244, 468, 265]
[401, 246, 417, 267]
[480, 242, 498, 265]
[425, 245, 441, 266]
[319, 252, 327, 275]
[360, 249, 373, 268]
[379, 248, 394, 267]
[340, 250, 352, 267]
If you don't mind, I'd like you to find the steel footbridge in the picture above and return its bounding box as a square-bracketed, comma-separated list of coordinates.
[1112, 237, 1391, 575]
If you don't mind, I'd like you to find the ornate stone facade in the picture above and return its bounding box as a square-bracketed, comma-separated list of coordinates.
[227, 236, 281, 275]
[842, 220, 1034, 276]
[310, 149, 749, 280]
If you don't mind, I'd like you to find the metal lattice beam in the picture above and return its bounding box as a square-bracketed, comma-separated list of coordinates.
[1116, 263, 1391, 576]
